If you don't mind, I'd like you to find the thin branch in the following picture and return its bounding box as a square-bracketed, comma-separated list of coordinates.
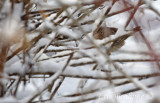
[26, 52, 74, 102]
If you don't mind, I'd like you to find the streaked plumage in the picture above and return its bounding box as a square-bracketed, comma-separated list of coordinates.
[93, 27, 118, 40]
[107, 34, 132, 55]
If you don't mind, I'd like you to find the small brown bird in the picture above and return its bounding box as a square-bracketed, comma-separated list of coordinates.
[93, 27, 118, 40]
[106, 33, 132, 55]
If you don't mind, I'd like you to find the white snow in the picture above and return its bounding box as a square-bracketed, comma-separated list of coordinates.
[1, 0, 160, 103]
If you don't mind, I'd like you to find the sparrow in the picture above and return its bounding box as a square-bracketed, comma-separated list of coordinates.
[106, 26, 141, 55]
[93, 27, 118, 40]
[106, 33, 132, 55]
